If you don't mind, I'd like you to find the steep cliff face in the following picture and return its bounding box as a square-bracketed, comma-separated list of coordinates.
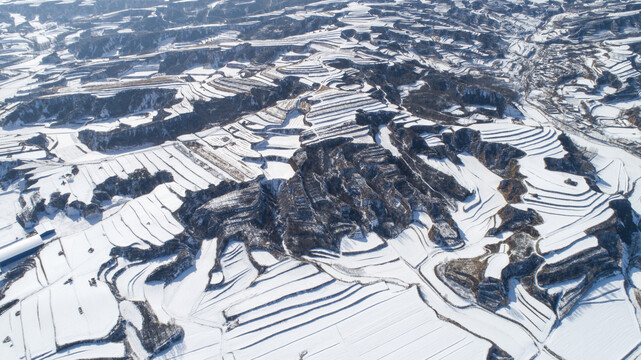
[385, 124, 472, 202]
[544, 133, 600, 190]
[444, 128, 525, 178]
[178, 132, 471, 263]
[403, 72, 516, 122]
[91, 169, 173, 204]
[16, 191, 45, 228]
[78, 77, 309, 151]
[16, 168, 173, 229]
[158, 44, 308, 75]
[3, 89, 179, 126]
[238, 15, 344, 40]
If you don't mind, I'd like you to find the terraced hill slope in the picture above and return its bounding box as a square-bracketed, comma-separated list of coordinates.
[1, 0, 641, 359]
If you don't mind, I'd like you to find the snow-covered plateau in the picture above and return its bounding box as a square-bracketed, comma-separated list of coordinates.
[0, 0, 641, 359]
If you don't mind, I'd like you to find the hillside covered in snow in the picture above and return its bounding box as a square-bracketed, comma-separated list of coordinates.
[1, 0, 641, 359]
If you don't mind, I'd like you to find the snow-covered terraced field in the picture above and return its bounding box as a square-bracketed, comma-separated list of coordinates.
[472, 124, 620, 261]
[0, 0, 641, 359]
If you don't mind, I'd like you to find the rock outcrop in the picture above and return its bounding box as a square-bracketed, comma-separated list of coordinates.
[91, 169, 173, 205]
[178, 132, 471, 264]
[3, 89, 179, 126]
[79, 77, 309, 150]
